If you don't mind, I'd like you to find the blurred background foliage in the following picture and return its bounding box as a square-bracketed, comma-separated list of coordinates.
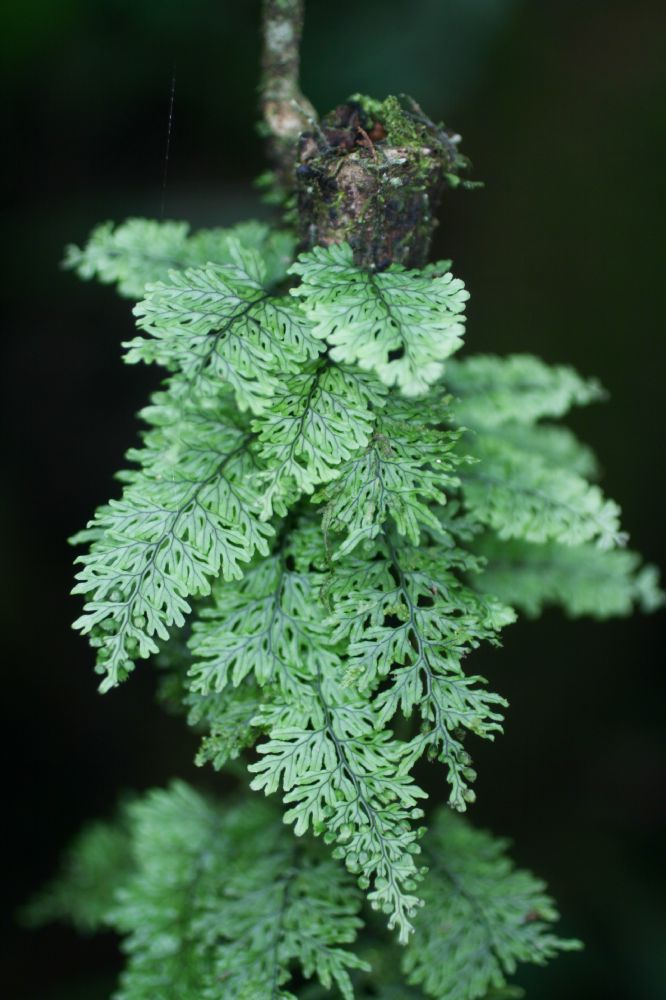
[2, 1, 664, 997]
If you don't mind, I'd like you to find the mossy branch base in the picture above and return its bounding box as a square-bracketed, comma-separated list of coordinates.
[295, 96, 462, 270]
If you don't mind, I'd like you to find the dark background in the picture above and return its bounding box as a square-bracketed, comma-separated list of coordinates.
[2, 1, 665, 997]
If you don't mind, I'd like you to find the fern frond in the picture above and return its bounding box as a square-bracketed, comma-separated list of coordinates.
[316, 395, 463, 558]
[446, 353, 605, 428]
[253, 362, 386, 518]
[250, 681, 427, 944]
[127, 251, 320, 414]
[64, 218, 296, 299]
[72, 382, 272, 690]
[327, 534, 513, 811]
[460, 433, 625, 548]
[402, 809, 581, 1000]
[105, 783, 368, 1000]
[188, 544, 337, 700]
[22, 816, 132, 934]
[471, 535, 664, 618]
[290, 243, 468, 396]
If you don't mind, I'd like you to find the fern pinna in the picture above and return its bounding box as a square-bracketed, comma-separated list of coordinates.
[31, 5, 661, 997]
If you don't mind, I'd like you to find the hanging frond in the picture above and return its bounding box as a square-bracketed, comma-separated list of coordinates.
[127, 249, 320, 413]
[65, 218, 296, 299]
[72, 381, 272, 690]
[290, 243, 468, 396]
[253, 363, 386, 517]
[402, 809, 581, 1000]
[250, 680, 427, 944]
[327, 535, 514, 812]
[471, 534, 664, 619]
[446, 353, 605, 428]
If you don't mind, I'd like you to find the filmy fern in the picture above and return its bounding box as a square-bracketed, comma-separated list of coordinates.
[290, 243, 468, 396]
[65, 218, 296, 299]
[28, 783, 579, 1000]
[402, 810, 580, 1000]
[33, 74, 662, 998]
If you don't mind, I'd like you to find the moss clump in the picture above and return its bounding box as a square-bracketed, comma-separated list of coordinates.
[349, 93, 430, 148]
[294, 94, 470, 270]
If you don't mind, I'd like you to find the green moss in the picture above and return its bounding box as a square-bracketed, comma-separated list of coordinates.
[348, 92, 384, 121]
[297, 93, 472, 266]
[349, 93, 429, 147]
[348, 92, 476, 191]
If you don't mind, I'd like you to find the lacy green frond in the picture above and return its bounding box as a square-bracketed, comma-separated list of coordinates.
[72, 382, 272, 690]
[250, 676, 427, 944]
[446, 353, 605, 428]
[187, 522, 428, 942]
[127, 250, 320, 414]
[471, 535, 664, 619]
[316, 395, 463, 559]
[188, 541, 338, 700]
[101, 783, 369, 1000]
[402, 810, 581, 1000]
[290, 243, 468, 396]
[327, 534, 514, 811]
[190, 679, 264, 770]
[483, 423, 599, 479]
[22, 816, 133, 934]
[253, 363, 386, 517]
[187, 521, 428, 942]
[64, 218, 296, 299]
[460, 433, 625, 549]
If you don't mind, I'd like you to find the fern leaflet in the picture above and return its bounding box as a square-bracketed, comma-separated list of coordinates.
[72, 382, 271, 689]
[402, 809, 581, 1000]
[290, 243, 468, 396]
[128, 247, 319, 414]
[65, 218, 296, 299]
